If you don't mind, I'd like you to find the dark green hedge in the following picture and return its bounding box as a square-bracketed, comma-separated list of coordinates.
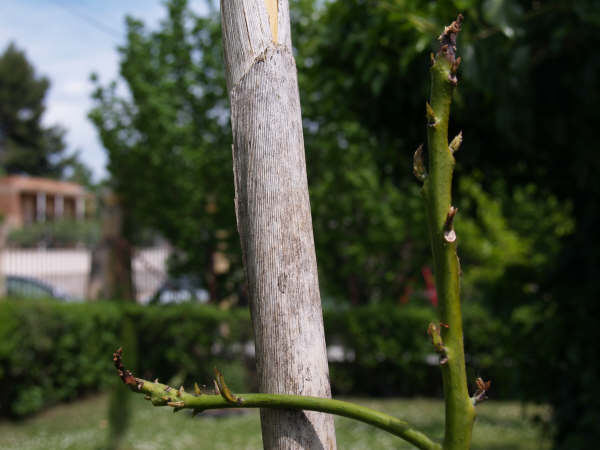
[0, 299, 514, 418]
[0, 300, 253, 418]
[324, 303, 514, 398]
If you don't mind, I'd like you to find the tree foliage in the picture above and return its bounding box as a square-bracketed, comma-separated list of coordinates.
[90, 0, 239, 301]
[296, 0, 599, 447]
[0, 43, 73, 177]
[91, 0, 576, 306]
[294, 0, 579, 310]
[91, 1, 600, 443]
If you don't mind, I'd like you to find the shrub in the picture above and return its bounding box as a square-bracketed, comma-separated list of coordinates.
[6, 219, 100, 248]
[0, 299, 514, 418]
[0, 300, 252, 418]
[324, 303, 514, 398]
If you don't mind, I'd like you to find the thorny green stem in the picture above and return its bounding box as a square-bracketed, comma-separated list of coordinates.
[113, 349, 441, 450]
[418, 14, 477, 450]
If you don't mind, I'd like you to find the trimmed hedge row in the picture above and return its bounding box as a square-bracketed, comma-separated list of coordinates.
[325, 303, 513, 398]
[0, 299, 513, 418]
[0, 300, 253, 418]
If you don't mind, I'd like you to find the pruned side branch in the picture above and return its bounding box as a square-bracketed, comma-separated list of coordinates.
[113, 349, 441, 450]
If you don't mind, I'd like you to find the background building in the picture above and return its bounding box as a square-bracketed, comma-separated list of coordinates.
[0, 175, 93, 230]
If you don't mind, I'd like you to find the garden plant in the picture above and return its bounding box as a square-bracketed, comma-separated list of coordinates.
[114, 11, 489, 450]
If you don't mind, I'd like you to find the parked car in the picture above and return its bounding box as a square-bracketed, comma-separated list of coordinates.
[4, 275, 74, 301]
[148, 276, 210, 305]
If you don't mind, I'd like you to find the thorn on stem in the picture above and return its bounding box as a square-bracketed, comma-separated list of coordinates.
[427, 322, 447, 355]
[444, 206, 458, 243]
[413, 144, 426, 182]
[472, 377, 491, 405]
[452, 56, 462, 74]
[444, 229, 457, 243]
[449, 131, 463, 154]
[194, 382, 202, 396]
[426, 103, 438, 127]
[214, 368, 243, 405]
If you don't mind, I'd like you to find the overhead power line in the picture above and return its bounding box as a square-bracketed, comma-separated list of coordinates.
[47, 0, 123, 39]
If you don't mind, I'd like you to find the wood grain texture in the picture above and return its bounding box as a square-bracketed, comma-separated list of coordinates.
[221, 1, 336, 449]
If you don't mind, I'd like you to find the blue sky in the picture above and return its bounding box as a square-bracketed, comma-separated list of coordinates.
[0, 0, 208, 181]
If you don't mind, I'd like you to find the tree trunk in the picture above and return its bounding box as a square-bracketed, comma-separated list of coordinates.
[87, 191, 135, 301]
[220, 1, 337, 449]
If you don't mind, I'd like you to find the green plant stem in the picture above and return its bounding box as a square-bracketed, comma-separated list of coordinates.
[421, 15, 475, 450]
[113, 350, 440, 450]
[146, 385, 440, 450]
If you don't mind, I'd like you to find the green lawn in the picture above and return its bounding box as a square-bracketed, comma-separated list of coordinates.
[0, 394, 551, 449]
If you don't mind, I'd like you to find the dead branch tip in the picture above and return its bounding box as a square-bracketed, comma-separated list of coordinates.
[113, 347, 138, 389]
[437, 14, 464, 65]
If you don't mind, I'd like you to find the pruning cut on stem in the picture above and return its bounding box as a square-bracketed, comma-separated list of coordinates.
[113, 348, 441, 450]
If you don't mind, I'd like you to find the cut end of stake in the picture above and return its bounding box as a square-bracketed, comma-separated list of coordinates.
[264, 0, 278, 43]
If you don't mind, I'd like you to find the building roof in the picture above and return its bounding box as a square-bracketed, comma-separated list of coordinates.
[0, 175, 88, 197]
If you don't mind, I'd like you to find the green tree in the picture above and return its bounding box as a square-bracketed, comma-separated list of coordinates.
[306, 118, 430, 305]
[90, 0, 564, 308]
[90, 1, 600, 443]
[90, 0, 239, 301]
[0, 43, 70, 177]
[293, 0, 575, 307]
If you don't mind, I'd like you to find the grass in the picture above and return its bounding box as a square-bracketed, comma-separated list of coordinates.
[0, 393, 551, 449]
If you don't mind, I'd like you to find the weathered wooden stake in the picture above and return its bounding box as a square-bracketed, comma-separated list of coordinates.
[220, 1, 337, 448]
